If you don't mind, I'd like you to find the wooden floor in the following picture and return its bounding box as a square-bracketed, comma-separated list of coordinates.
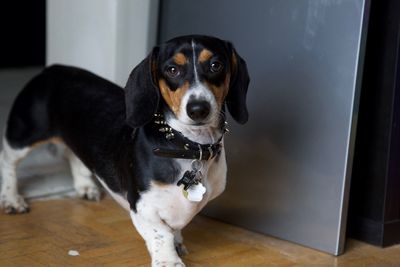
[1, 197, 399, 267]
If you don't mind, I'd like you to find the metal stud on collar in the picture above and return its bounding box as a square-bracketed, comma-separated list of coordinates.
[154, 113, 175, 140]
[223, 121, 230, 133]
[155, 120, 167, 125]
[160, 127, 173, 134]
[154, 113, 166, 125]
[166, 132, 175, 140]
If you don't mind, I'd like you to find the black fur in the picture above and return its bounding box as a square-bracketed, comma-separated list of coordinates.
[225, 42, 250, 124]
[125, 47, 160, 128]
[4, 35, 249, 211]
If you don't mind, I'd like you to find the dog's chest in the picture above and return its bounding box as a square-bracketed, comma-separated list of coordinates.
[137, 149, 227, 230]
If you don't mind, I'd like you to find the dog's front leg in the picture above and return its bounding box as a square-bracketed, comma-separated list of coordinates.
[130, 210, 185, 267]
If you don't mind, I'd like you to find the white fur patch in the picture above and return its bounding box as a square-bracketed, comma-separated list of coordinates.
[65, 150, 100, 201]
[0, 137, 30, 212]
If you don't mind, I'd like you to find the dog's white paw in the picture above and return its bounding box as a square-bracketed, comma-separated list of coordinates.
[0, 194, 29, 214]
[75, 185, 101, 201]
[152, 259, 185, 267]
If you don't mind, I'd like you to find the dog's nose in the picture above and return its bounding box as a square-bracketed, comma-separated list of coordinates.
[186, 101, 211, 121]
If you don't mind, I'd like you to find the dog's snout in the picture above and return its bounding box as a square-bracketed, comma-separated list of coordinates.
[186, 101, 211, 121]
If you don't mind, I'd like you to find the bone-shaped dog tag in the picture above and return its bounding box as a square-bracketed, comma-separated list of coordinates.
[186, 182, 206, 202]
[178, 160, 206, 202]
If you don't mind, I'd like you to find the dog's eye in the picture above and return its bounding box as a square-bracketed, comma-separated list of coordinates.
[210, 61, 223, 73]
[166, 66, 180, 78]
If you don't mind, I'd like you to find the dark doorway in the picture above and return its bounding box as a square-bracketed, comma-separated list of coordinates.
[349, 0, 400, 247]
[0, 1, 46, 68]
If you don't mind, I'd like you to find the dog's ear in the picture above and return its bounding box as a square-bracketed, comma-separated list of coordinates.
[225, 42, 250, 124]
[125, 47, 160, 128]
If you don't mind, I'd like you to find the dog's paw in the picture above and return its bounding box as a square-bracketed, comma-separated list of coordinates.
[76, 185, 101, 201]
[175, 243, 189, 257]
[152, 259, 185, 267]
[0, 194, 30, 214]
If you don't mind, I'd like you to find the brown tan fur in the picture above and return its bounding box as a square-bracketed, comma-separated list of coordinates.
[199, 49, 213, 63]
[159, 79, 190, 115]
[206, 74, 230, 108]
[31, 137, 63, 149]
[173, 53, 188, 65]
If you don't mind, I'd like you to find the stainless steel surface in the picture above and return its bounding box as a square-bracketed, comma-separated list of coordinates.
[159, 0, 368, 255]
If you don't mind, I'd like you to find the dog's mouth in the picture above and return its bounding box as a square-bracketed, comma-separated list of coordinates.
[186, 116, 215, 127]
[179, 120, 208, 128]
[185, 113, 222, 129]
[172, 115, 217, 129]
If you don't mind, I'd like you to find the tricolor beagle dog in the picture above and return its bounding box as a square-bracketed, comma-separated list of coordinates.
[0, 35, 249, 266]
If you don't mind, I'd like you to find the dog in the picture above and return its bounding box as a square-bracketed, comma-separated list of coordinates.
[0, 35, 249, 266]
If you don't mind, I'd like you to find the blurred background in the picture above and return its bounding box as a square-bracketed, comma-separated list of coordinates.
[0, 0, 399, 257]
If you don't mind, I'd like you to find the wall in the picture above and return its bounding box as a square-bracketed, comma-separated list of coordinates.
[47, 0, 158, 86]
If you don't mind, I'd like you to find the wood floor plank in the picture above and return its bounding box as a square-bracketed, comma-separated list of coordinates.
[0, 196, 399, 266]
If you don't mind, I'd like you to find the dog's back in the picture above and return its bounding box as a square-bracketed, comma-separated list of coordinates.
[6, 65, 125, 149]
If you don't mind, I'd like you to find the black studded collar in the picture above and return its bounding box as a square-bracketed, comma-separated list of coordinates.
[152, 113, 228, 161]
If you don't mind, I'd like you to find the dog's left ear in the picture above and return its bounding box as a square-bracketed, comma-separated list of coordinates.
[225, 42, 250, 124]
[125, 47, 160, 128]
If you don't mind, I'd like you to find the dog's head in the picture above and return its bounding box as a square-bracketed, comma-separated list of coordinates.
[125, 35, 250, 128]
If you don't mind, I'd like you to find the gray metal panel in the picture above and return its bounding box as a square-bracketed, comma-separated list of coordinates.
[159, 0, 367, 255]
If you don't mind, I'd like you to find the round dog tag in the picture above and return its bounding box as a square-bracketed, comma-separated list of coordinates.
[191, 160, 203, 172]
